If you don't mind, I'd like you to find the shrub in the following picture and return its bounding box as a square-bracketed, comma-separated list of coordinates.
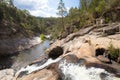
[40, 34, 45, 41]
[108, 43, 120, 60]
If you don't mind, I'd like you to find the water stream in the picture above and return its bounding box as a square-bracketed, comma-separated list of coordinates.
[11, 40, 50, 70]
[59, 60, 120, 80]
[17, 58, 120, 80]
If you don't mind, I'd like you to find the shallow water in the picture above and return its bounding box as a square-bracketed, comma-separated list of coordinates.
[11, 40, 50, 70]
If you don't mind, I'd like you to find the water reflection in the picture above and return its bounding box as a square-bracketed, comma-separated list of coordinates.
[11, 40, 50, 70]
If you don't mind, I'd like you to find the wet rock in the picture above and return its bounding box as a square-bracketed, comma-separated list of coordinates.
[47, 62, 63, 80]
[47, 54, 80, 80]
[0, 69, 14, 80]
[61, 54, 79, 63]
[86, 63, 120, 77]
[29, 54, 48, 66]
[78, 58, 87, 65]
[97, 55, 110, 63]
[48, 46, 63, 59]
[100, 72, 109, 80]
[15, 69, 59, 80]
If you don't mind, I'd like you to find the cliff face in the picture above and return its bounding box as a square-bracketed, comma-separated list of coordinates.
[0, 21, 41, 55]
[0, 4, 38, 40]
[0, 3, 41, 55]
[0, 37, 41, 55]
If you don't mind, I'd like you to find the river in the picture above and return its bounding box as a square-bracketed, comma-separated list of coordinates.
[1, 39, 120, 80]
[0, 40, 50, 71]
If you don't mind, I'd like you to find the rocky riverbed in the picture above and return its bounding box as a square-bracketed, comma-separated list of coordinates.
[0, 23, 120, 80]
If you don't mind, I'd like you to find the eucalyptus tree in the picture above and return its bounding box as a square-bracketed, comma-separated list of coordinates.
[57, 0, 67, 30]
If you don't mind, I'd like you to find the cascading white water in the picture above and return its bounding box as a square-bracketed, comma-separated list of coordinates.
[16, 57, 120, 80]
[59, 60, 120, 80]
[16, 58, 61, 76]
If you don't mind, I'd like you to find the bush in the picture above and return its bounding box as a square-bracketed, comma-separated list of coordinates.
[40, 34, 45, 41]
[108, 43, 120, 60]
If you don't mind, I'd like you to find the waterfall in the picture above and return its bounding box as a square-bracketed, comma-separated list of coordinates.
[16, 57, 120, 80]
[59, 60, 120, 80]
[16, 58, 61, 76]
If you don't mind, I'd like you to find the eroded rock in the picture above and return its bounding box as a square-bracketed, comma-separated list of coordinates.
[15, 69, 59, 80]
[0, 69, 14, 80]
[61, 54, 79, 63]
[86, 63, 120, 77]
[97, 55, 110, 63]
[48, 46, 63, 59]
[103, 24, 120, 35]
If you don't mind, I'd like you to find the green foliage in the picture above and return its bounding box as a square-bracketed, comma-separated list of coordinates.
[40, 34, 45, 41]
[0, 0, 14, 7]
[67, 7, 80, 23]
[0, 2, 42, 38]
[108, 43, 120, 60]
[57, 0, 67, 17]
[57, 0, 67, 30]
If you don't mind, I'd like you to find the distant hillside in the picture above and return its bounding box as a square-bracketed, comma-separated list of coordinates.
[0, 3, 41, 39]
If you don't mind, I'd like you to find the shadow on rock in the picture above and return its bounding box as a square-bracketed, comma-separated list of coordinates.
[0, 55, 14, 70]
[48, 46, 63, 59]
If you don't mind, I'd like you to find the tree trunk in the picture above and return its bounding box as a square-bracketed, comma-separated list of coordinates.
[62, 16, 65, 30]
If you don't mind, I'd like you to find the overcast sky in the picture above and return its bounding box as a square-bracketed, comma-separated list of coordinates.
[13, 0, 79, 17]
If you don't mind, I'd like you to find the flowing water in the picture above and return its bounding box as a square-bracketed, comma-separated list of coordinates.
[11, 40, 50, 70]
[59, 60, 120, 80]
[16, 57, 120, 80]
[16, 58, 61, 75]
[9, 39, 120, 80]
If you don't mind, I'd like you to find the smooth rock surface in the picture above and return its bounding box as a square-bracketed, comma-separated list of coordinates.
[0, 37, 41, 55]
[97, 55, 110, 63]
[0, 69, 14, 80]
[14, 69, 59, 80]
